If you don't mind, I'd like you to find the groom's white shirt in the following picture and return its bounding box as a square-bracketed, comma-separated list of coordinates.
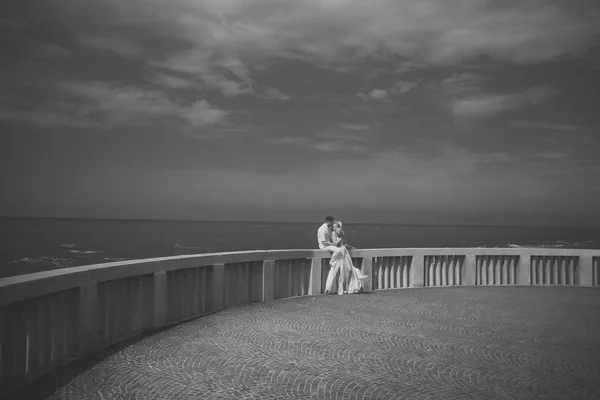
[317, 223, 332, 250]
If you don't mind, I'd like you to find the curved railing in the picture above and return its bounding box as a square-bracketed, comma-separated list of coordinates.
[1, 247, 599, 391]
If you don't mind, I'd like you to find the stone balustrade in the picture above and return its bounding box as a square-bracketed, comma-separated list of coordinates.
[1, 247, 599, 392]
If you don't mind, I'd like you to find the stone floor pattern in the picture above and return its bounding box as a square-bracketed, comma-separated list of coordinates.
[11, 286, 600, 400]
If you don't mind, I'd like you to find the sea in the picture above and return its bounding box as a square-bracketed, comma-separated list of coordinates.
[1, 217, 599, 279]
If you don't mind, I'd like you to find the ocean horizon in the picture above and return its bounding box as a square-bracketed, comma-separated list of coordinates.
[2, 217, 599, 279]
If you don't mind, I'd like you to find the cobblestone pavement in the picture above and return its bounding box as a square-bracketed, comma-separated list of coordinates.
[12, 287, 600, 400]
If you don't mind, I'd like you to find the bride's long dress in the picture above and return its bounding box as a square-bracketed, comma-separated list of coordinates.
[325, 243, 368, 294]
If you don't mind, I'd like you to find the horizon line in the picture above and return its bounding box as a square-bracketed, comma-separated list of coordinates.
[1, 215, 600, 229]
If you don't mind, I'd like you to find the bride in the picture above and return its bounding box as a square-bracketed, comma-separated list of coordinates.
[324, 220, 368, 295]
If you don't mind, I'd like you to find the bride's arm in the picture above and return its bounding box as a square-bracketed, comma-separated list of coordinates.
[331, 231, 344, 246]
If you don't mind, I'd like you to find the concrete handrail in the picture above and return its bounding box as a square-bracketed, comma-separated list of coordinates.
[1, 247, 599, 392]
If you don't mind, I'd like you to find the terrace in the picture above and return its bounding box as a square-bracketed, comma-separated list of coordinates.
[1, 248, 600, 399]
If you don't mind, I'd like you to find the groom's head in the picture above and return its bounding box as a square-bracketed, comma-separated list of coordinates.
[325, 215, 335, 228]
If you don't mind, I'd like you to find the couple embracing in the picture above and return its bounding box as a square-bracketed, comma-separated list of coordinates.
[317, 216, 368, 295]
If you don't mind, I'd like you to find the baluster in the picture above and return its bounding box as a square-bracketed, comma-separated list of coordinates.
[495, 256, 500, 285]
[395, 257, 400, 288]
[391, 257, 398, 288]
[448, 256, 455, 286]
[377, 257, 383, 290]
[558, 257, 565, 285]
[402, 256, 408, 287]
[430, 256, 436, 286]
[404, 257, 411, 287]
[422, 256, 427, 287]
[565, 257, 572, 285]
[441, 256, 448, 286]
[434, 256, 441, 287]
[398, 256, 404, 288]
[551, 257, 558, 285]
[453, 256, 458, 285]
[481, 257, 487, 285]
[388, 257, 394, 288]
[481, 256, 486, 285]
[426, 256, 432, 286]
[395, 257, 402, 288]
[529, 256, 534, 285]
[494, 256, 500, 285]
[493, 256, 500, 285]
[381, 257, 388, 289]
[501, 256, 508, 285]
[388, 257, 394, 289]
[426, 256, 432, 287]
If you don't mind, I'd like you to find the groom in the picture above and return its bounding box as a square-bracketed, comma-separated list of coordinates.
[317, 216, 344, 294]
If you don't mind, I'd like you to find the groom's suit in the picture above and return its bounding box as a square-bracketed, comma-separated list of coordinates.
[318, 223, 345, 293]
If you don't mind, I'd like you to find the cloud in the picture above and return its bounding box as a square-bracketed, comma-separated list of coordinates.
[317, 124, 374, 143]
[512, 121, 582, 132]
[257, 87, 292, 101]
[389, 80, 419, 95]
[357, 80, 418, 102]
[314, 142, 370, 153]
[152, 73, 196, 89]
[152, 47, 256, 97]
[25, 39, 73, 58]
[111, 0, 600, 75]
[3, 34, 73, 59]
[265, 136, 307, 146]
[337, 123, 370, 132]
[266, 122, 377, 154]
[357, 88, 389, 101]
[452, 94, 510, 118]
[76, 34, 143, 58]
[184, 100, 229, 126]
[452, 85, 558, 118]
[202, 69, 254, 97]
[439, 73, 488, 95]
[534, 150, 571, 160]
[266, 134, 370, 154]
[1, 81, 229, 128]
[61, 82, 183, 125]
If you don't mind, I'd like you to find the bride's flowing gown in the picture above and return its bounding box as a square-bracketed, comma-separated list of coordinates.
[325, 243, 368, 294]
[346, 247, 369, 293]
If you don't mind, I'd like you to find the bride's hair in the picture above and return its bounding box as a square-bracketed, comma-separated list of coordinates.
[333, 220, 342, 228]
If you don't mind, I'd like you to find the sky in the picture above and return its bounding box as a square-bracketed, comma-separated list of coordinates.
[1, 0, 600, 226]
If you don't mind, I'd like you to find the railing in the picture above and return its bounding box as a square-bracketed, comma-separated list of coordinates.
[1, 247, 599, 392]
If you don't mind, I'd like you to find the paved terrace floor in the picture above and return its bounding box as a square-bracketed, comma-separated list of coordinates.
[9, 287, 600, 400]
